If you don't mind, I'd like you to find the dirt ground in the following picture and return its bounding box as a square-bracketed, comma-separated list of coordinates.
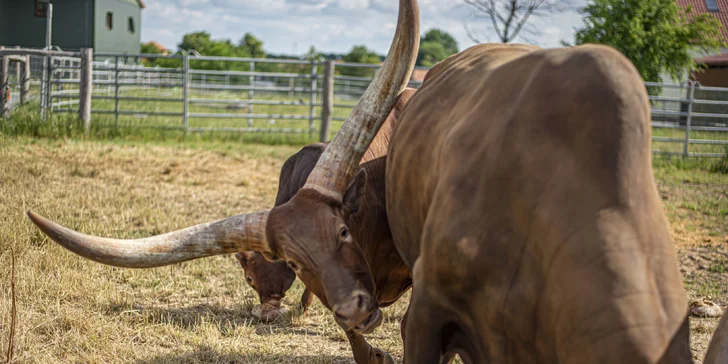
[1, 137, 726, 363]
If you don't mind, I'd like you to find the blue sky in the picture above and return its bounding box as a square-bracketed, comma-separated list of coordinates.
[141, 0, 588, 55]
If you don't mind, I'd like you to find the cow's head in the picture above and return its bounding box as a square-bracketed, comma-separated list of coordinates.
[235, 251, 295, 310]
[27, 0, 419, 335]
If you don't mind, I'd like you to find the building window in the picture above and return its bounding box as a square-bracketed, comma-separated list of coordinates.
[706, 0, 719, 12]
[128, 17, 135, 34]
[106, 12, 113, 30]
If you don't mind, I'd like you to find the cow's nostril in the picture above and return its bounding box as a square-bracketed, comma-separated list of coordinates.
[355, 293, 365, 309]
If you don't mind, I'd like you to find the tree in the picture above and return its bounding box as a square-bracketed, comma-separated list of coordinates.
[417, 29, 459, 67]
[178, 31, 215, 54]
[340, 45, 382, 77]
[463, 0, 571, 43]
[569, 0, 725, 85]
[140, 42, 163, 55]
[139, 42, 181, 68]
[304, 46, 324, 62]
[177, 31, 261, 71]
[238, 33, 266, 58]
[140, 42, 163, 67]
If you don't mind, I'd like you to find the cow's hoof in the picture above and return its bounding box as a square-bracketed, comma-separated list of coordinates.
[371, 348, 394, 364]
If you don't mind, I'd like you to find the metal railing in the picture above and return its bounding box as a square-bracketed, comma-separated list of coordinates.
[1, 47, 727, 157]
[648, 81, 728, 158]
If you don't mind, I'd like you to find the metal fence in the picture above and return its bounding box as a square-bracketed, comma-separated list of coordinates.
[648, 81, 728, 158]
[1, 47, 727, 157]
[26, 50, 425, 139]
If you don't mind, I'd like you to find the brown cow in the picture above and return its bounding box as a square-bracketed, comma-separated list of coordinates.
[26, 1, 421, 363]
[234, 251, 297, 320]
[235, 88, 415, 362]
[384, 43, 728, 363]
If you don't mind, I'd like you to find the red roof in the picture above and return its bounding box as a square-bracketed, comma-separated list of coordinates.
[676, 0, 728, 41]
[145, 41, 169, 53]
[695, 52, 728, 66]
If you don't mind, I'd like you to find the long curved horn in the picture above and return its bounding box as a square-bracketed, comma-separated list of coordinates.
[303, 0, 420, 197]
[704, 311, 728, 363]
[27, 210, 269, 268]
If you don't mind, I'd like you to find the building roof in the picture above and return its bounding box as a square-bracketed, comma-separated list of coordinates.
[676, 0, 728, 41]
[695, 52, 728, 66]
[138, 0, 146, 8]
[145, 41, 168, 53]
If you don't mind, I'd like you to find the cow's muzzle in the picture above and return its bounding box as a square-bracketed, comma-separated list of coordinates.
[332, 290, 382, 334]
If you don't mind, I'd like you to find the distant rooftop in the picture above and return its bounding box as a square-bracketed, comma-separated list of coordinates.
[695, 52, 728, 66]
[677, 0, 728, 41]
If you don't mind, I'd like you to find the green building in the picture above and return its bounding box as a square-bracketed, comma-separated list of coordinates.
[0, 0, 145, 54]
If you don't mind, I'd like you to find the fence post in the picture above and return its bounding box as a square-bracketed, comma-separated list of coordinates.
[0, 53, 8, 118]
[683, 81, 696, 157]
[21, 56, 30, 105]
[320, 60, 335, 143]
[47, 57, 55, 119]
[40, 55, 47, 120]
[15, 57, 21, 88]
[114, 55, 120, 126]
[248, 61, 254, 127]
[183, 52, 189, 133]
[309, 60, 318, 138]
[79, 48, 93, 135]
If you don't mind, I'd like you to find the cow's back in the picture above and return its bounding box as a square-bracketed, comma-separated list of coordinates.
[386, 44, 690, 362]
[386, 43, 540, 268]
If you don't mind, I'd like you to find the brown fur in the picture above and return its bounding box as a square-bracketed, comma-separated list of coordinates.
[386, 43, 699, 363]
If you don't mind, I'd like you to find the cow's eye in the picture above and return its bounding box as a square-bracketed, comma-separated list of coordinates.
[287, 261, 299, 271]
[340, 227, 349, 238]
[246, 276, 253, 284]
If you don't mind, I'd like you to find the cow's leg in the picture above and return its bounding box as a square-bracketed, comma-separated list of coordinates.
[403, 285, 445, 364]
[401, 298, 456, 364]
[347, 330, 394, 364]
[299, 288, 315, 314]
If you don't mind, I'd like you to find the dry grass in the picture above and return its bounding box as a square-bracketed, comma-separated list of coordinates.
[0, 137, 726, 363]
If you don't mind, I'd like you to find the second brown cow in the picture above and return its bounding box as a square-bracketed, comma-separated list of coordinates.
[235, 88, 416, 363]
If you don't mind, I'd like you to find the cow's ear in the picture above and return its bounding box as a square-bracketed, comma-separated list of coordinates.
[261, 251, 282, 262]
[343, 169, 367, 214]
[235, 252, 254, 267]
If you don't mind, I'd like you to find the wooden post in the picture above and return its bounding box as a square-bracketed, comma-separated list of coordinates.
[79, 48, 93, 134]
[319, 60, 335, 143]
[21, 56, 30, 105]
[15, 58, 21, 88]
[114, 55, 120, 126]
[1, 53, 9, 118]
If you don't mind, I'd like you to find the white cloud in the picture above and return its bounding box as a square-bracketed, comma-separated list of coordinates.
[140, 0, 587, 55]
